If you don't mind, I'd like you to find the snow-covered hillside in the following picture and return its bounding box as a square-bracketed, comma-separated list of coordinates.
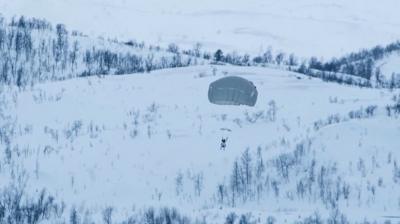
[1, 0, 400, 58]
[0, 15, 202, 86]
[1, 65, 399, 223]
[1, 1, 400, 223]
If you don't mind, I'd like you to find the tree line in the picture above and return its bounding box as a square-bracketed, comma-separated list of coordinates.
[210, 42, 400, 88]
[0, 15, 196, 87]
[2, 14, 400, 88]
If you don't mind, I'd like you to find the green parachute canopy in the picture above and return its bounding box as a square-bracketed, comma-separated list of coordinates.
[208, 76, 258, 106]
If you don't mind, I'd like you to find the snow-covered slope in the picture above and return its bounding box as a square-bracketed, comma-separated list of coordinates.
[1, 65, 399, 223]
[1, 0, 400, 58]
[0, 16, 202, 86]
[1, 1, 400, 223]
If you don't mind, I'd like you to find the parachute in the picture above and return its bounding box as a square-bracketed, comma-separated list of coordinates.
[208, 76, 258, 106]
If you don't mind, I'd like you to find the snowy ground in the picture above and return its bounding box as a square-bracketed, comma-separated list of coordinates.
[2, 0, 400, 58]
[1, 1, 400, 223]
[1, 65, 399, 223]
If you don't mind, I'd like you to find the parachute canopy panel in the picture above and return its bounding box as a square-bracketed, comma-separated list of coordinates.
[208, 76, 258, 106]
